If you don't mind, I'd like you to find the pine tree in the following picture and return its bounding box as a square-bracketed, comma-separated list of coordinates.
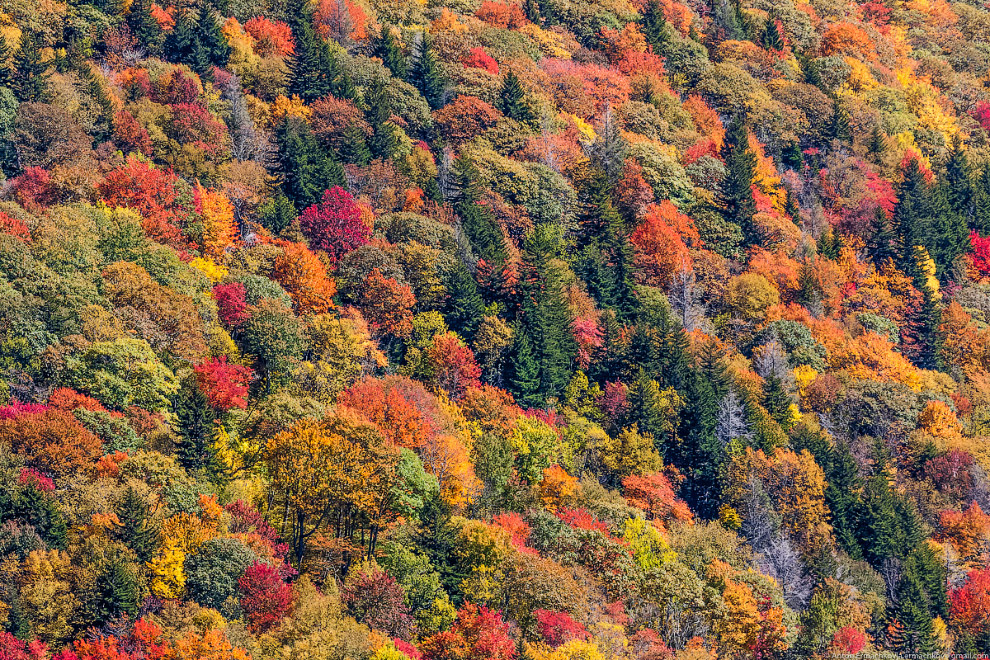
[640, 0, 671, 53]
[13, 32, 49, 102]
[173, 374, 216, 472]
[760, 16, 783, 50]
[127, 0, 164, 51]
[275, 115, 345, 208]
[377, 27, 407, 79]
[411, 33, 445, 110]
[762, 373, 792, 431]
[625, 370, 674, 453]
[0, 37, 15, 88]
[867, 206, 899, 269]
[443, 262, 485, 338]
[339, 122, 371, 165]
[830, 97, 851, 144]
[114, 487, 159, 563]
[95, 558, 140, 623]
[927, 184, 968, 275]
[509, 328, 541, 408]
[499, 69, 534, 124]
[826, 442, 863, 559]
[722, 114, 758, 245]
[677, 369, 724, 519]
[894, 158, 930, 277]
[867, 125, 887, 161]
[289, 19, 336, 102]
[164, 9, 210, 76]
[366, 77, 398, 160]
[454, 157, 508, 266]
[258, 193, 297, 235]
[944, 136, 973, 219]
[197, 4, 231, 71]
[915, 282, 944, 371]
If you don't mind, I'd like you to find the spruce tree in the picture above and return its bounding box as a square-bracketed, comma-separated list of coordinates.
[499, 69, 534, 124]
[975, 167, 990, 234]
[173, 374, 216, 473]
[366, 77, 398, 160]
[524, 0, 541, 24]
[411, 33, 445, 110]
[625, 370, 673, 453]
[197, 5, 231, 71]
[509, 328, 541, 408]
[164, 10, 210, 76]
[127, 0, 164, 51]
[867, 125, 887, 161]
[677, 369, 724, 519]
[454, 157, 508, 266]
[640, 0, 671, 53]
[943, 135, 973, 219]
[377, 27, 407, 79]
[722, 114, 758, 245]
[289, 20, 335, 102]
[0, 37, 15, 89]
[894, 158, 930, 277]
[867, 206, 899, 269]
[927, 184, 968, 276]
[830, 97, 851, 144]
[443, 262, 485, 338]
[115, 487, 159, 563]
[13, 32, 49, 102]
[760, 16, 783, 50]
[94, 558, 140, 623]
[762, 373, 792, 431]
[339, 122, 371, 165]
[258, 193, 297, 235]
[275, 115, 344, 208]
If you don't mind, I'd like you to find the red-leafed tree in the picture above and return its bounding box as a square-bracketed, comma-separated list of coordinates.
[244, 16, 295, 56]
[213, 282, 249, 328]
[342, 566, 417, 641]
[99, 156, 194, 251]
[421, 602, 516, 660]
[970, 231, 990, 277]
[535, 609, 589, 647]
[622, 473, 693, 524]
[238, 561, 294, 633]
[425, 332, 482, 398]
[462, 47, 499, 74]
[298, 186, 371, 265]
[194, 357, 253, 411]
[950, 568, 990, 641]
[0, 212, 31, 241]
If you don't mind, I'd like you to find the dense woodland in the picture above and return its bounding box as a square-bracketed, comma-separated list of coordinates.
[3, 0, 990, 656]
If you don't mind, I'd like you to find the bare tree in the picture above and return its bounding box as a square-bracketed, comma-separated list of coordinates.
[717, 388, 750, 447]
[753, 338, 790, 381]
[668, 267, 708, 332]
[759, 536, 813, 609]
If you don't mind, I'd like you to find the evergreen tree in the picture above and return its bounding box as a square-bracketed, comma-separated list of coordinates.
[258, 193, 297, 235]
[411, 33, 445, 110]
[453, 157, 508, 266]
[830, 97, 851, 144]
[867, 207, 899, 269]
[711, 0, 744, 42]
[289, 19, 336, 101]
[890, 545, 946, 655]
[499, 69, 534, 124]
[525, 0, 541, 24]
[339, 122, 371, 165]
[366, 77, 398, 160]
[867, 125, 887, 161]
[508, 327, 541, 408]
[197, 4, 231, 71]
[164, 9, 210, 76]
[625, 370, 675, 453]
[914, 282, 944, 371]
[127, 0, 164, 51]
[826, 442, 864, 559]
[894, 158, 930, 277]
[443, 262, 485, 338]
[722, 114, 758, 245]
[781, 141, 803, 170]
[943, 135, 973, 219]
[762, 373, 792, 431]
[377, 27, 407, 79]
[760, 16, 783, 50]
[0, 37, 14, 89]
[677, 368, 724, 518]
[114, 487, 159, 563]
[926, 184, 968, 275]
[173, 375, 216, 473]
[275, 115, 344, 208]
[13, 32, 49, 102]
[640, 0, 671, 53]
[94, 558, 140, 623]
[975, 166, 990, 235]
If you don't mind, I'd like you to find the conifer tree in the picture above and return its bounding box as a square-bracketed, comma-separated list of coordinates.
[275, 115, 344, 208]
[366, 77, 398, 160]
[975, 167, 990, 234]
[289, 19, 336, 101]
[499, 69, 534, 124]
[943, 137, 973, 219]
[114, 487, 159, 563]
[411, 33, 445, 110]
[0, 37, 12, 88]
[640, 0, 671, 53]
[509, 328, 541, 408]
[454, 157, 508, 266]
[867, 125, 887, 161]
[377, 27, 407, 79]
[127, 0, 164, 52]
[927, 184, 968, 275]
[174, 375, 215, 472]
[830, 97, 851, 144]
[677, 368, 724, 518]
[197, 5, 231, 71]
[525, 0, 541, 24]
[164, 9, 210, 76]
[625, 370, 674, 452]
[443, 262, 485, 338]
[894, 158, 930, 277]
[95, 558, 140, 622]
[722, 114, 758, 245]
[762, 373, 792, 431]
[339, 122, 371, 165]
[13, 32, 49, 102]
[867, 207, 899, 269]
[760, 16, 783, 50]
